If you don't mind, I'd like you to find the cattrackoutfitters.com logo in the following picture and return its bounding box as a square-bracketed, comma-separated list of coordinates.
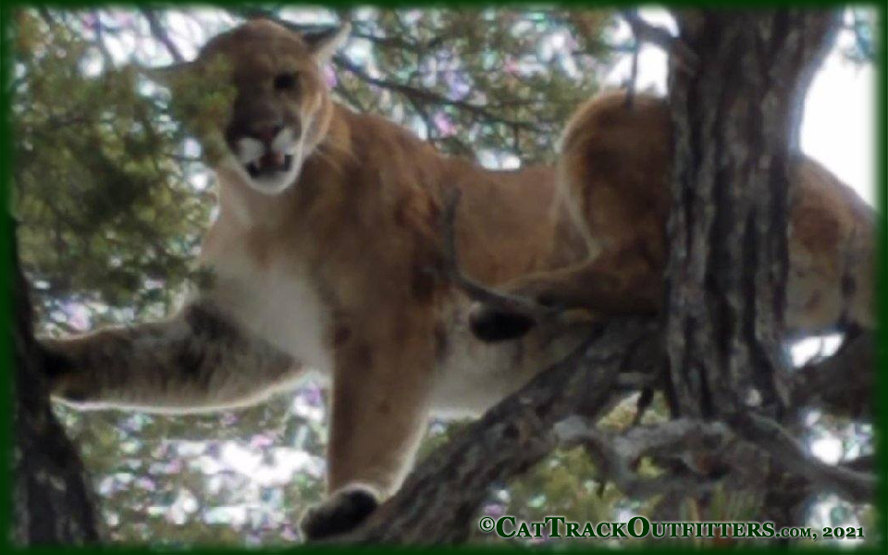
[478, 515, 827, 541]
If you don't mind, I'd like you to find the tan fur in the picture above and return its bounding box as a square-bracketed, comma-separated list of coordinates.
[491, 91, 874, 333]
[193, 22, 589, 499]
[44, 21, 874, 538]
[45, 21, 590, 530]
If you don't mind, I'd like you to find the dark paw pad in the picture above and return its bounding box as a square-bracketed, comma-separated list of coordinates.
[300, 487, 378, 541]
[469, 306, 536, 342]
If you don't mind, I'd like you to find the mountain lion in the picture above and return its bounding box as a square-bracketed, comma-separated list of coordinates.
[41, 19, 874, 540]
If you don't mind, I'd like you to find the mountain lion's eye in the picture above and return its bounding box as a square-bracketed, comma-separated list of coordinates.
[274, 72, 299, 91]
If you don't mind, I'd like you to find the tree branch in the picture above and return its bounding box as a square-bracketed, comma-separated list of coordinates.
[140, 8, 184, 63]
[790, 331, 875, 419]
[729, 411, 876, 504]
[555, 416, 731, 499]
[558, 409, 877, 507]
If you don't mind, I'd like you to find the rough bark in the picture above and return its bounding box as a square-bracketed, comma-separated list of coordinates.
[661, 9, 851, 528]
[665, 9, 841, 419]
[9, 218, 100, 545]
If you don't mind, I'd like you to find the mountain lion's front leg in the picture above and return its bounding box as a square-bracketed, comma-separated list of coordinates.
[300, 310, 436, 540]
[42, 301, 298, 412]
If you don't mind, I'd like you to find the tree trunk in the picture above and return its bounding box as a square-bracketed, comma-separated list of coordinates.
[663, 9, 843, 528]
[665, 9, 840, 419]
[9, 217, 100, 545]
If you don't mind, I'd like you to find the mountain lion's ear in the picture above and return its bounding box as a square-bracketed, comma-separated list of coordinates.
[305, 23, 351, 62]
[141, 61, 198, 86]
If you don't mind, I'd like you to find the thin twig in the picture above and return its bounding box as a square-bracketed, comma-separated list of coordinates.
[334, 55, 535, 130]
[36, 7, 59, 29]
[440, 190, 556, 322]
[91, 11, 115, 69]
[622, 10, 641, 109]
[620, 10, 698, 71]
[140, 8, 185, 63]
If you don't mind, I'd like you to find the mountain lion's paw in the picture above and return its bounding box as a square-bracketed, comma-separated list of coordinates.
[468, 303, 537, 342]
[39, 341, 90, 402]
[300, 486, 379, 541]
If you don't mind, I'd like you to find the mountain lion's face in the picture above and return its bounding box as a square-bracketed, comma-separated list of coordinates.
[181, 19, 348, 194]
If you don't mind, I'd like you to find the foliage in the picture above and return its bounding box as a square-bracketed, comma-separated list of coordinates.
[14, 11, 210, 326]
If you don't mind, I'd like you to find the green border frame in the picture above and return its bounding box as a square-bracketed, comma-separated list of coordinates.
[0, 1, 884, 552]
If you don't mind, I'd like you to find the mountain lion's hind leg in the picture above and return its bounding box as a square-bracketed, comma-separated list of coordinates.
[42, 301, 298, 412]
[469, 247, 662, 342]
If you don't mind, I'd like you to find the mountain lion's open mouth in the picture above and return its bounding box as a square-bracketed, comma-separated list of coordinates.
[246, 153, 294, 178]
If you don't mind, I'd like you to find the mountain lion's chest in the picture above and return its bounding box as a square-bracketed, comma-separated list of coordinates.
[200, 238, 334, 375]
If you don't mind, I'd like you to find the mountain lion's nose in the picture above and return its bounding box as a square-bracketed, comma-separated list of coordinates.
[249, 122, 284, 144]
